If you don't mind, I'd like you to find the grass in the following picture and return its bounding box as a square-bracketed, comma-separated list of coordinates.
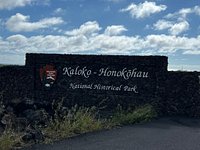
[43, 106, 103, 141]
[0, 104, 157, 149]
[43, 104, 156, 142]
[110, 104, 157, 126]
[0, 129, 22, 150]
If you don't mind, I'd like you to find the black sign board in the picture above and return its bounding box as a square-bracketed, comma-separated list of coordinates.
[26, 53, 168, 108]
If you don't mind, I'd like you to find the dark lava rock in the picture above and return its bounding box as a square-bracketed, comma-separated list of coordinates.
[22, 125, 44, 143]
[22, 109, 49, 125]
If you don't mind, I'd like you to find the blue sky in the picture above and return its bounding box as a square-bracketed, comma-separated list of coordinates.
[0, 0, 199, 71]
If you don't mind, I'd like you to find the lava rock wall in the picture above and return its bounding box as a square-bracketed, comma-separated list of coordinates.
[163, 71, 200, 117]
[0, 53, 200, 117]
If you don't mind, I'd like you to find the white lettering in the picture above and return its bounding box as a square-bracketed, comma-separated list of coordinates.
[98, 67, 148, 80]
[63, 66, 92, 78]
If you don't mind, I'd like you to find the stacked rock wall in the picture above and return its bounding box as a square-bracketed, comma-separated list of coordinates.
[163, 71, 200, 117]
[0, 54, 200, 117]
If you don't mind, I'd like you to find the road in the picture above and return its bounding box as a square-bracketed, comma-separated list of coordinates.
[24, 117, 200, 150]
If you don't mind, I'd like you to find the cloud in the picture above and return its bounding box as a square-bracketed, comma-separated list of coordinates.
[104, 25, 127, 36]
[120, 1, 167, 19]
[145, 34, 200, 54]
[165, 5, 200, 20]
[53, 8, 65, 15]
[194, 6, 200, 16]
[5, 13, 64, 32]
[169, 21, 189, 35]
[153, 19, 173, 30]
[0, 0, 33, 10]
[169, 64, 200, 71]
[152, 6, 200, 35]
[0, 21, 199, 57]
[65, 21, 101, 37]
[90, 35, 144, 54]
[0, 0, 51, 10]
[154, 20, 189, 35]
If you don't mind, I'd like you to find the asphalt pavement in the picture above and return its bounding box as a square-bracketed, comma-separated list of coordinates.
[24, 117, 200, 150]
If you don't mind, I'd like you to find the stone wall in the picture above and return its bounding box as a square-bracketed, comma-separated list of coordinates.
[0, 54, 200, 118]
[0, 66, 34, 114]
[162, 71, 200, 117]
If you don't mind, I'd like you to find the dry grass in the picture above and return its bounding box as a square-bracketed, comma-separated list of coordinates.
[43, 106, 103, 141]
[110, 104, 157, 126]
[0, 104, 156, 149]
[0, 129, 22, 150]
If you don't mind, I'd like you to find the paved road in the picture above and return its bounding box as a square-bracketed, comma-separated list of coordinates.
[25, 117, 200, 150]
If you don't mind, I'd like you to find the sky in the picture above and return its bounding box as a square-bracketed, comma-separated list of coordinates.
[0, 0, 199, 71]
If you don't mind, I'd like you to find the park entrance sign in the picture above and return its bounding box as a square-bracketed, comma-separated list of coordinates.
[1, 53, 200, 117]
[26, 54, 168, 109]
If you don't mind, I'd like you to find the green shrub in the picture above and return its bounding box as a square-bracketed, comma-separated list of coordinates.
[71, 107, 103, 134]
[43, 117, 72, 141]
[110, 104, 157, 126]
[0, 129, 21, 150]
[0, 102, 157, 148]
[43, 106, 103, 141]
